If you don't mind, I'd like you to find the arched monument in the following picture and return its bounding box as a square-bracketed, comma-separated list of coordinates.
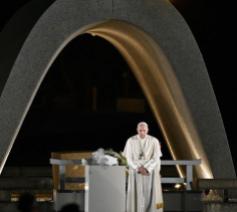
[0, 0, 235, 179]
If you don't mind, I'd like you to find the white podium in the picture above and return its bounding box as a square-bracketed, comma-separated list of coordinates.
[50, 160, 126, 212]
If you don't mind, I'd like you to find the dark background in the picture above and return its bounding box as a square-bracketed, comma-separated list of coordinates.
[0, 0, 236, 168]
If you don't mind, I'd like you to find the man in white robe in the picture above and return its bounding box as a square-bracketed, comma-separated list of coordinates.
[123, 122, 163, 212]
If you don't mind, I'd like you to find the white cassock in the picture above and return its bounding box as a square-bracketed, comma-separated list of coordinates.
[123, 135, 163, 212]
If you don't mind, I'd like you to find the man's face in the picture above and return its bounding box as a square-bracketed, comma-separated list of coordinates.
[137, 125, 148, 138]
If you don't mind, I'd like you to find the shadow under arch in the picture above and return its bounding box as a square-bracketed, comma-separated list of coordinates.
[0, 0, 234, 179]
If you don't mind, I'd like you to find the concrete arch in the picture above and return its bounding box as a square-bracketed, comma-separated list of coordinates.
[0, 0, 235, 178]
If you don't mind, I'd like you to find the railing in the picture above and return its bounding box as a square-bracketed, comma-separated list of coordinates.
[50, 159, 201, 191]
[161, 160, 201, 190]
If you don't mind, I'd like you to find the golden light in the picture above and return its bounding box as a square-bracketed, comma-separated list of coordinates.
[85, 20, 213, 179]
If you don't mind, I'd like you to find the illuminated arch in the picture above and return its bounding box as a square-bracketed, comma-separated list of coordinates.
[0, 0, 235, 178]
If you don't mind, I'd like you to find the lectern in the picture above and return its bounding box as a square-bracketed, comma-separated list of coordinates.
[50, 152, 126, 212]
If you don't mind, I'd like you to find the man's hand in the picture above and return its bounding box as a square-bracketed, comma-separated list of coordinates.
[138, 166, 149, 176]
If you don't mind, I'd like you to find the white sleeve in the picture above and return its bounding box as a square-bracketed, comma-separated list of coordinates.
[123, 139, 140, 170]
[144, 138, 162, 173]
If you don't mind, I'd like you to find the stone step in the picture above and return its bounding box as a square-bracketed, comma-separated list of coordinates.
[0, 177, 52, 189]
[164, 191, 202, 211]
[1, 166, 52, 177]
[1, 191, 202, 212]
[0, 201, 54, 212]
[198, 179, 237, 189]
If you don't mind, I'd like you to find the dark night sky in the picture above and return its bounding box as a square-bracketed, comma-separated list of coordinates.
[0, 0, 236, 166]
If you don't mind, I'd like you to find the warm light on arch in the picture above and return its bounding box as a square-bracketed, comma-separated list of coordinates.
[85, 20, 213, 178]
[0, 19, 213, 179]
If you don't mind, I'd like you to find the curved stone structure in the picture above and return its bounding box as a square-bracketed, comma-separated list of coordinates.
[0, 0, 235, 178]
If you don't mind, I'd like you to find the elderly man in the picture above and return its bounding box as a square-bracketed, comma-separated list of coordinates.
[123, 122, 163, 212]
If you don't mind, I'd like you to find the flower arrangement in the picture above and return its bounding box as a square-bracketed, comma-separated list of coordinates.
[104, 148, 127, 166]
